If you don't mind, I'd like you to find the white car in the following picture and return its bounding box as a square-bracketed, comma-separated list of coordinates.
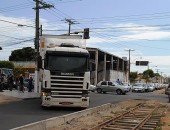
[132, 83, 146, 92]
[147, 83, 155, 92]
[96, 81, 130, 95]
[89, 84, 96, 92]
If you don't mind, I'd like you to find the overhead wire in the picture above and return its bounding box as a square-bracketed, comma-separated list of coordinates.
[47, 8, 170, 51]
[1, 39, 34, 47]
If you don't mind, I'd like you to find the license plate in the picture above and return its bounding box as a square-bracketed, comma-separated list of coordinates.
[59, 102, 73, 105]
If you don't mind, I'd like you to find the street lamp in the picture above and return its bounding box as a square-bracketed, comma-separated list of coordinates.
[124, 49, 135, 84]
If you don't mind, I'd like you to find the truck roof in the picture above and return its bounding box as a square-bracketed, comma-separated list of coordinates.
[46, 46, 89, 53]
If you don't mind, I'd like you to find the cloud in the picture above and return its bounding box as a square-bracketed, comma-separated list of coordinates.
[118, 31, 170, 41]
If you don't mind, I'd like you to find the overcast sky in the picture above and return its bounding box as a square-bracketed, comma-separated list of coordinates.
[0, 0, 170, 76]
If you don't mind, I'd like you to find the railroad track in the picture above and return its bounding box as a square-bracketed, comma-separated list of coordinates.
[88, 103, 167, 130]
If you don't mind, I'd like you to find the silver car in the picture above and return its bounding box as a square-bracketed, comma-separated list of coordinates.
[89, 84, 96, 92]
[132, 83, 146, 92]
[96, 81, 130, 95]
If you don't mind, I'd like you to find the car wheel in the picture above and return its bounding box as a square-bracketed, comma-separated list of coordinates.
[97, 88, 102, 93]
[116, 89, 122, 95]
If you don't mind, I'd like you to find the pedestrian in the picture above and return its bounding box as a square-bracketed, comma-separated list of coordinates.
[0, 73, 5, 92]
[8, 74, 14, 91]
[28, 77, 33, 92]
[19, 74, 24, 92]
[116, 78, 121, 85]
[15, 77, 19, 90]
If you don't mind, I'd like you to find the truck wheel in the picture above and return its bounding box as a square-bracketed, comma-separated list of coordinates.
[97, 88, 102, 93]
[116, 89, 122, 95]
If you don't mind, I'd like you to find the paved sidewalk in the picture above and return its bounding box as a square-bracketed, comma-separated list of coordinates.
[0, 90, 40, 99]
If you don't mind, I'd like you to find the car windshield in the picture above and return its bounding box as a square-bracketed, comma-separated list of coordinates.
[133, 83, 144, 87]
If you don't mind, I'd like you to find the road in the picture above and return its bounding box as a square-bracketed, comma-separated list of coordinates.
[0, 91, 168, 130]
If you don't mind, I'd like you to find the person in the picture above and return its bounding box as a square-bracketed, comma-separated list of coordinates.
[19, 74, 24, 92]
[0, 73, 5, 92]
[15, 77, 19, 90]
[116, 78, 121, 85]
[8, 74, 14, 91]
[28, 77, 33, 92]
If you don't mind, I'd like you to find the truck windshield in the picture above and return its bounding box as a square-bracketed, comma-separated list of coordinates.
[46, 55, 88, 72]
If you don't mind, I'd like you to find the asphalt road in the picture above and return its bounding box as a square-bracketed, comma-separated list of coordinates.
[0, 91, 169, 130]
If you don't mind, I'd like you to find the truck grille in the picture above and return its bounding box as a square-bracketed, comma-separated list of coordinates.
[50, 75, 84, 98]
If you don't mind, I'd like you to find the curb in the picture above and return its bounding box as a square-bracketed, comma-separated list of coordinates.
[11, 103, 113, 130]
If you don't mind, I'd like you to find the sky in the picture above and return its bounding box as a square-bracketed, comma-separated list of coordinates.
[0, 0, 170, 76]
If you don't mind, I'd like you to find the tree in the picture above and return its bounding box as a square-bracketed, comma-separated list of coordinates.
[143, 69, 154, 82]
[0, 61, 14, 69]
[130, 72, 138, 83]
[9, 47, 36, 61]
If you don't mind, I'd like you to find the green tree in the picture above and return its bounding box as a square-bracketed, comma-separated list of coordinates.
[0, 61, 14, 69]
[143, 69, 154, 82]
[9, 47, 36, 61]
[130, 72, 138, 83]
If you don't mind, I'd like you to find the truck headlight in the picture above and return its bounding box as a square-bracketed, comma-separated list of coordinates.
[41, 92, 51, 96]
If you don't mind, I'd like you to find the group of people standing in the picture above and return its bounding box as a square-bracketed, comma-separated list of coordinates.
[0, 73, 34, 92]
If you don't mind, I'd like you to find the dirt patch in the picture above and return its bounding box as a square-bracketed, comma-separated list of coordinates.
[0, 94, 20, 104]
[49, 99, 146, 130]
[161, 104, 170, 130]
[48, 100, 170, 130]
[152, 89, 165, 94]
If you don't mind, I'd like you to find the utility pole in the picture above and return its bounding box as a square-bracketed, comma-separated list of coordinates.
[160, 72, 163, 84]
[147, 61, 152, 70]
[155, 69, 159, 83]
[64, 18, 78, 35]
[33, 0, 54, 93]
[125, 49, 135, 84]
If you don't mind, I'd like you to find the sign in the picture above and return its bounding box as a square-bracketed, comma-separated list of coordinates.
[136, 61, 149, 66]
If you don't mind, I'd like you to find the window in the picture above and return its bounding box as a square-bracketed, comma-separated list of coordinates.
[108, 82, 112, 85]
[101, 81, 107, 85]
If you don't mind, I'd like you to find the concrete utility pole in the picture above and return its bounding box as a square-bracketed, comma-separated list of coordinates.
[160, 72, 163, 84]
[64, 18, 78, 35]
[125, 49, 135, 83]
[155, 68, 159, 83]
[33, 0, 54, 93]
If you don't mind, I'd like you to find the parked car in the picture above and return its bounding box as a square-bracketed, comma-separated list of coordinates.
[132, 83, 146, 92]
[147, 83, 155, 92]
[96, 81, 130, 95]
[89, 84, 96, 92]
[165, 85, 170, 95]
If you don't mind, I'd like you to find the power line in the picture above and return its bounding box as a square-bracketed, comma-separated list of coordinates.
[1, 39, 34, 47]
[0, 19, 35, 28]
[0, 34, 32, 40]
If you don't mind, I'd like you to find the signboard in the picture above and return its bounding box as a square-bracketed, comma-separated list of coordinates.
[136, 61, 149, 66]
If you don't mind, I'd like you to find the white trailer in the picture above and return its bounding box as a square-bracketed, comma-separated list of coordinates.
[39, 34, 90, 108]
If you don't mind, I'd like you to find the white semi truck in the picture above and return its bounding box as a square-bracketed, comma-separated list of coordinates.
[39, 34, 90, 108]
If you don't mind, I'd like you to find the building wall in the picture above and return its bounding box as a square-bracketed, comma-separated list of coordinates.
[109, 70, 127, 82]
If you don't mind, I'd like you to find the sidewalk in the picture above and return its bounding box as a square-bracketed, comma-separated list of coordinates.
[0, 90, 40, 99]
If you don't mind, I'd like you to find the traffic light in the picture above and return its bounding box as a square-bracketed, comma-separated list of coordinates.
[136, 61, 149, 66]
[83, 28, 89, 39]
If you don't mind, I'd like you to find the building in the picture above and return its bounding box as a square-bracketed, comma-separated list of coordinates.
[87, 47, 128, 85]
